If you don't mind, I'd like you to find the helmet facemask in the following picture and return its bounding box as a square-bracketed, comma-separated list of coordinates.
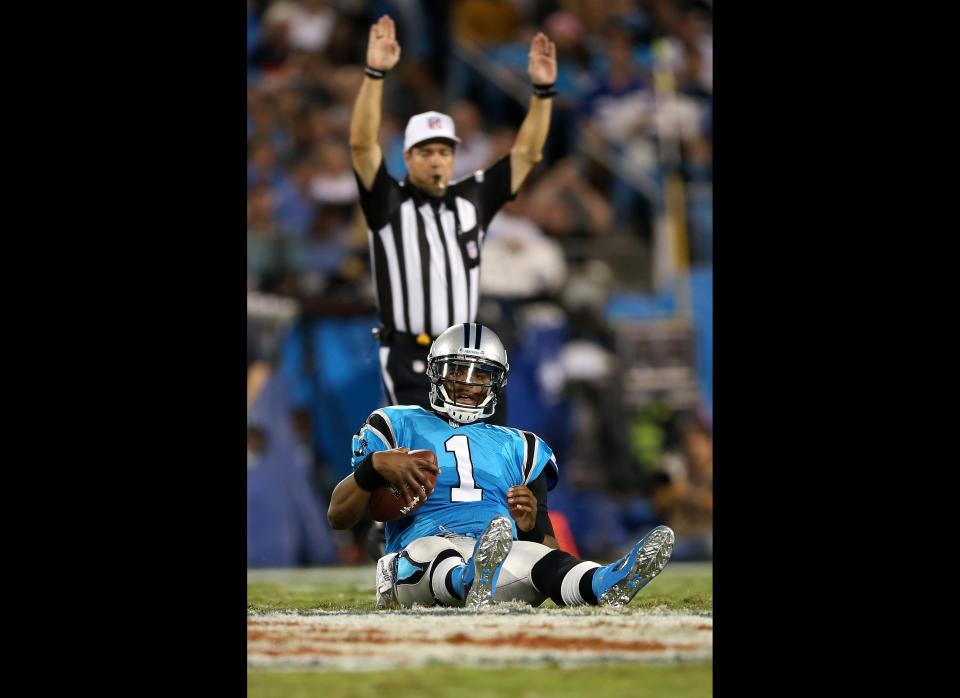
[427, 357, 507, 423]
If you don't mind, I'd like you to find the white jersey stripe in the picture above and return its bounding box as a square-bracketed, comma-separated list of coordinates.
[469, 266, 479, 323]
[400, 200, 425, 335]
[365, 424, 392, 452]
[378, 347, 397, 405]
[518, 428, 529, 485]
[377, 223, 407, 333]
[527, 436, 540, 485]
[434, 204, 469, 324]
[372, 408, 398, 448]
[420, 206, 450, 335]
[455, 196, 477, 232]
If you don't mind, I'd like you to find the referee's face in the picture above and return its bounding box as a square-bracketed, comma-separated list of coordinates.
[404, 141, 456, 198]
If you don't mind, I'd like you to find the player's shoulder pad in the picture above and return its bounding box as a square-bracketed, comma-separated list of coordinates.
[362, 407, 404, 450]
[490, 426, 558, 489]
[361, 405, 429, 449]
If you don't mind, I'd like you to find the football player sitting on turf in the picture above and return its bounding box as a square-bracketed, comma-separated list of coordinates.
[326, 323, 674, 608]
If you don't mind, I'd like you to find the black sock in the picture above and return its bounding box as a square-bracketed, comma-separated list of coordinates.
[531, 550, 596, 606]
[580, 568, 599, 605]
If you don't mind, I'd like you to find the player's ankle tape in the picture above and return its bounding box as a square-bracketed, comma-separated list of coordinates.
[354, 453, 389, 491]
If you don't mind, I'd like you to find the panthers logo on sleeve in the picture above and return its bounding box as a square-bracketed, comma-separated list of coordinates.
[352, 433, 368, 458]
[351, 408, 402, 470]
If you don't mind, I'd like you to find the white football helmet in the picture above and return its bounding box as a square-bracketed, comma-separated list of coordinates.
[427, 323, 509, 424]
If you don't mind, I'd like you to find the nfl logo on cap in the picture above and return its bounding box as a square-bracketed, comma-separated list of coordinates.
[404, 111, 462, 152]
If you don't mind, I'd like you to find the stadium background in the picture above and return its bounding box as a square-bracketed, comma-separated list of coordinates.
[246, 0, 712, 568]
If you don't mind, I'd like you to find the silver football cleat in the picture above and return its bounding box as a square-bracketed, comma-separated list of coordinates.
[597, 525, 675, 608]
[375, 552, 399, 609]
[464, 516, 514, 609]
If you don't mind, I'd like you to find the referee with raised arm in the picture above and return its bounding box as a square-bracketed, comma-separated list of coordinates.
[350, 14, 557, 426]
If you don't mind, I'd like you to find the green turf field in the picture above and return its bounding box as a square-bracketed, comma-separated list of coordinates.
[248, 562, 712, 697]
[248, 663, 713, 698]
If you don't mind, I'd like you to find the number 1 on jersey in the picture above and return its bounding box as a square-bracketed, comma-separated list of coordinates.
[445, 434, 483, 502]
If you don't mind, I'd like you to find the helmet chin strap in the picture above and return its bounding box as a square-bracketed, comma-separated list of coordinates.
[432, 382, 495, 424]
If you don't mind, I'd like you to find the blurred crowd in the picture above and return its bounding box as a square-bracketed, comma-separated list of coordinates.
[247, 0, 713, 566]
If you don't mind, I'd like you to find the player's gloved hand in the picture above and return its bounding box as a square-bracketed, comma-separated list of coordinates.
[507, 485, 538, 532]
[367, 15, 401, 72]
[372, 448, 438, 508]
[527, 32, 557, 85]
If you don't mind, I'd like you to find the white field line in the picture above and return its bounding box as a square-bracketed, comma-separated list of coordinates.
[248, 608, 712, 670]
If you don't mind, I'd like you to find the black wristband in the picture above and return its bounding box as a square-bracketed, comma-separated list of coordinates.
[364, 65, 387, 80]
[532, 82, 557, 98]
[354, 452, 389, 491]
[517, 519, 547, 543]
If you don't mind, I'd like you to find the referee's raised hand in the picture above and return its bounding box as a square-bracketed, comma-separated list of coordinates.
[528, 31, 557, 85]
[368, 15, 401, 72]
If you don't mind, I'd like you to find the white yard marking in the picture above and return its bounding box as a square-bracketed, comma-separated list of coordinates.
[248, 608, 712, 670]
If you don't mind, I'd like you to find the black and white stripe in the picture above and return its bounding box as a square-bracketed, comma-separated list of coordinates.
[366, 409, 397, 449]
[370, 194, 482, 337]
[358, 153, 518, 340]
[461, 322, 484, 350]
[518, 430, 539, 485]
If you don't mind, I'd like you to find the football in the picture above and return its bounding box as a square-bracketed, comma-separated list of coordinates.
[367, 449, 439, 522]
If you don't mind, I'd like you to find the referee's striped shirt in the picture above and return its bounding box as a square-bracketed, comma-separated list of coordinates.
[354, 155, 515, 338]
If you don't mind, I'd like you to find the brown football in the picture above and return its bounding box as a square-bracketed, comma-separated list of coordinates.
[367, 449, 439, 522]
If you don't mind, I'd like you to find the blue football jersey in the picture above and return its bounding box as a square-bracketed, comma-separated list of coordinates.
[351, 406, 560, 553]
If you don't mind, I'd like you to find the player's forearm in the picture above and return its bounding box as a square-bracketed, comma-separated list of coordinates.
[514, 29, 555, 170]
[513, 97, 552, 163]
[510, 96, 553, 192]
[327, 473, 371, 529]
[349, 77, 384, 150]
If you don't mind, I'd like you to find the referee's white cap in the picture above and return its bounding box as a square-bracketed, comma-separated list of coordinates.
[404, 111, 461, 152]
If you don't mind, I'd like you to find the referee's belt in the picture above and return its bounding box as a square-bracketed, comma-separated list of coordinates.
[373, 326, 435, 348]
